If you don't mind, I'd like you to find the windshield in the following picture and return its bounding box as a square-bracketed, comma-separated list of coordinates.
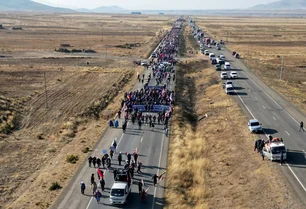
[271, 146, 286, 154]
[111, 189, 124, 197]
[250, 122, 260, 126]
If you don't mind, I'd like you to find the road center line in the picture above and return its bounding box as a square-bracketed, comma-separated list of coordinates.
[285, 131, 290, 136]
[235, 89, 306, 194]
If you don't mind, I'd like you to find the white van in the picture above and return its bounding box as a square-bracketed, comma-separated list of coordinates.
[110, 182, 131, 205]
[209, 53, 216, 60]
[225, 84, 235, 95]
[224, 62, 231, 70]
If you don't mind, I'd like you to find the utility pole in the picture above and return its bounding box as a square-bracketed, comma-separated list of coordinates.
[280, 56, 284, 80]
[44, 72, 48, 109]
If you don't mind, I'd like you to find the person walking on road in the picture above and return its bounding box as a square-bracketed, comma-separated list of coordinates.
[137, 161, 142, 173]
[118, 109, 121, 119]
[96, 158, 101, 168]
[113, 169, 118, 180]
[110, 149, 114, 159]
[138, 180, 143, 195]
[152, 174, 158, 187]
[92, 156, 97, 168]
[88, 156, 93, 167]
[133, 152, 138, 164]
[100, 178, 105, 192]
[80, 182, 86, 195]
[91, 181, 97, 195]
[118, 152, 122, 166]
[101, 156, 105, 168]
[300, 121, 304, 132]
[90, 173, 95, 185]
[94, 190, 102, 203]
[280, 152, 284, 165]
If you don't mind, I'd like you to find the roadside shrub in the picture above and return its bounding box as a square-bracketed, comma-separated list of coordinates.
[82, 147, 90, 153]
[49, 182, 62, 191]
[66, 155, 79, 164]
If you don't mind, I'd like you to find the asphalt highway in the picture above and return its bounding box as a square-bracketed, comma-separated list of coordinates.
[53, 22, 179, 209]
[206, 41, 306, 206]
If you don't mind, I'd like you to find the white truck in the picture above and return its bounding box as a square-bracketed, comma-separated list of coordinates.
[262, 138, 287, 161]
[109, 169, 132, 205]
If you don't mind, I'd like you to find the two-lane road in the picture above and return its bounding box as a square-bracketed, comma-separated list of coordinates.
[206, 43, 306, 206]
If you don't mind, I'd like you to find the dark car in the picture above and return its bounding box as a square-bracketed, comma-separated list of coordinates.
[215, 64, 221, 70]
[211, 59, 217, 65]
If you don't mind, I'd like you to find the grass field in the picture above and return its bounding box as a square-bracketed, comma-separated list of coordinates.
[196, 17, 306, 114]
[0, 13, 172, 208]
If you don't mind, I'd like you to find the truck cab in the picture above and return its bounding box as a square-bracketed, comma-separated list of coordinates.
[110, 182, 131, 205]
[263, 138, 287, 161]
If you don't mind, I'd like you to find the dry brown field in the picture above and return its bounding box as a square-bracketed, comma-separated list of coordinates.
[196, 17, 306, 114]
[0, 13, 172, 208]
[165, 23, 304, 209]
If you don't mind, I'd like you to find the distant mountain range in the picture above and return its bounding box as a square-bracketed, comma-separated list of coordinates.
[251, 0, 306, 10]
[0, 0, 74, 12]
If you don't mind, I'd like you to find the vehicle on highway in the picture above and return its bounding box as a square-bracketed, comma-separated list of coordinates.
[224, 62, 231, 70]
[211, 58, 217, 65]
[151, 52, 157, 58]
[141, 60, 147, 66]
[204, 50, 209, 55]
[248, 119, 262, 133]
[223, 80, 234, 88]
[262, 137, 287, 161]
[215, 64, 221, 70]
[216, 58, 225, 65]
[230, 71, 238, 79]
[208, 44, 212, 48]
[209, 53, 216, 60]
[225, 84, 235, 95]
[110, 182, 131, 205]
[220, 72, 228, 79]
[110, 169, 132, 204]
[219, 54, 225, 60]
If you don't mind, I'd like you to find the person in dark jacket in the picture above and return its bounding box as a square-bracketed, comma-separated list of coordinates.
[92, 156, 97, 168]
[90, 174, 95, 185]
[152, 174, 158, 186]
[300, 121, 304, 132]
[138, 180, 143, 195]
[118, 152, 122, 166]
[88, 156, 93, 167]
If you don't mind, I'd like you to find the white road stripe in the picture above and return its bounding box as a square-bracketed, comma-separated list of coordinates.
[263, 106, 266, 109]
[235, 89, 306, 194]
[255, 97, 257, 100]
[273, 117, 276, 120]
[285, 131, 290, 136]
[140, 137, 143, 142]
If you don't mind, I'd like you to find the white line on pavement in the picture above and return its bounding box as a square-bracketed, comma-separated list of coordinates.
[285, 131, 290, 136]
[141, 137, 143, 143]
[285, 162, 306, 192]
[255, 97, 257, 100]
[273, 117, 276, 121]
[263, 106, 266, 109]
[235, 89, 306, 194]
[152, 132, 166, 209]
[241, 71, 301, 126]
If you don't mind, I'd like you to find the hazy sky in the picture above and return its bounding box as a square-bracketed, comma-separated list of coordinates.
[32, 0, 278, 10]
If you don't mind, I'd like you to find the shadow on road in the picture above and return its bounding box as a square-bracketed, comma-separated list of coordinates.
[234, 92, 248, 96]
[286, 150, 306, 168]
[234, 86, 245, 90]
[262, 128, 278, 135]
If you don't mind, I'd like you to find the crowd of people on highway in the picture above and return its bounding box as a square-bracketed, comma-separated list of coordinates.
[80, 20, 182, 204]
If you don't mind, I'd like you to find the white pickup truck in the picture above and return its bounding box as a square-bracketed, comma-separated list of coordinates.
[109, 169, 132, 205]
[262, 138, 287, 161]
